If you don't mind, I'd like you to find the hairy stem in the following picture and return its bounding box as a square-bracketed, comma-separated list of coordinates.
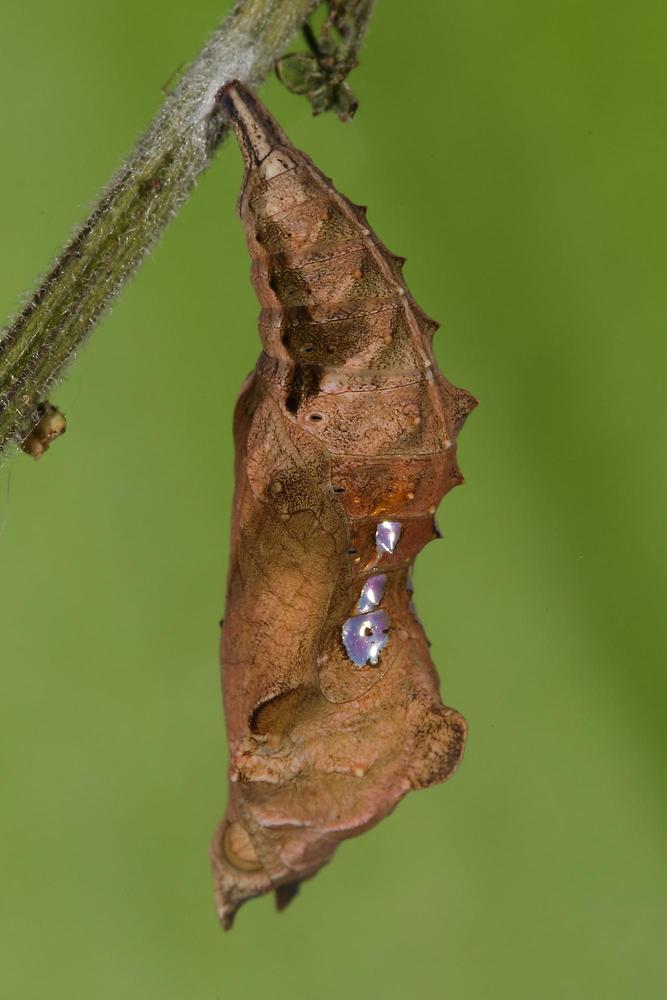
[0, 0, 323, 459]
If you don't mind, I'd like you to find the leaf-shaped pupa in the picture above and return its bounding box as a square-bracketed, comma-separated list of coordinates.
[211, 82, 477, 929]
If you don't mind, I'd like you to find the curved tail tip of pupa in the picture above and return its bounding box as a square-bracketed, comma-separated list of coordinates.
[215, 882, 302, 931]
[218, 903, 236, 932]
[275, 880, 301, 912]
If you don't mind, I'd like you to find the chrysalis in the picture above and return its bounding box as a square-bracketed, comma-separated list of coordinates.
[211, 82, 476, 928]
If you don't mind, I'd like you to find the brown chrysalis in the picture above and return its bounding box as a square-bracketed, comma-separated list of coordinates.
[211, 82, 476, 928]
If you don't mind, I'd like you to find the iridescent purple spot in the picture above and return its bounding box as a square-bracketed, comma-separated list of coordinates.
[357, 574, 387, 613]
[342, 610, 390, 667]
[375, 520, 402, 555]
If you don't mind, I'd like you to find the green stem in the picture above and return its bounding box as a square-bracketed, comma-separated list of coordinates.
[0, 0, 319, 459]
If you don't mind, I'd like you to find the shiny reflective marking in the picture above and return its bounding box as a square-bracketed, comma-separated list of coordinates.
[342, 610, 390, 667]
[375, 520, 402, 555]
[357, 574, 387, 613]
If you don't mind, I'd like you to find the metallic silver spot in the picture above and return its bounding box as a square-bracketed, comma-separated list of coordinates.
[342, 610, 390, 667]
[357, 574, 387, 613]
[375, 520, 402, 555]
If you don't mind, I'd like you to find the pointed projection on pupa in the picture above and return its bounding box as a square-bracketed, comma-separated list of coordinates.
[211, 82, 476, 929]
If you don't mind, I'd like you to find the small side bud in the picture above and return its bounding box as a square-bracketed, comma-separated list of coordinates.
[21, 403, 67, 460]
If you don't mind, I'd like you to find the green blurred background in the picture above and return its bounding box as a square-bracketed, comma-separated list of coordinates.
[1, 2, 665, 997]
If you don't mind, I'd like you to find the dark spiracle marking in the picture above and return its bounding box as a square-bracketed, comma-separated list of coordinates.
[285, 362, 323, 414]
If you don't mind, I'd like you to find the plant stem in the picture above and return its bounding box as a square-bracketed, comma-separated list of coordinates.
[0, 0, 320, 459]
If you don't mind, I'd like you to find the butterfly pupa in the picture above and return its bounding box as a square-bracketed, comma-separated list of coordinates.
[210, 82, 476, 929]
